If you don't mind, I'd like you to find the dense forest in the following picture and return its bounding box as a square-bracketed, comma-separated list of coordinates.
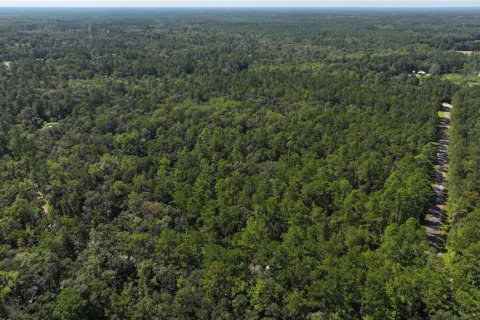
[1, 8, 480, 319]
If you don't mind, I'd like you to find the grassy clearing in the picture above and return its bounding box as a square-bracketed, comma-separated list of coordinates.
[438, 111, 447, 118]
[440, 249, 455, 269]
[415, 73, 431, 79]
[442, 73, 480, 86]
[41, 122, 58, 130]
[442, 73, 463, 82]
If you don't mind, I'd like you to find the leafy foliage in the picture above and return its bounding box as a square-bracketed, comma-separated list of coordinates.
[0, 8, 477, 319]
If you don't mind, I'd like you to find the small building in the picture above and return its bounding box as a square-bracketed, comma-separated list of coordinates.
[418, 71, 426, 75]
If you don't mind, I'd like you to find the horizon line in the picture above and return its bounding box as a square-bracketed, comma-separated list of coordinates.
[2, 6, 480, 8]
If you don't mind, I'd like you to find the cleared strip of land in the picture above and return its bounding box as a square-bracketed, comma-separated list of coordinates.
[425, 102, 452, 251]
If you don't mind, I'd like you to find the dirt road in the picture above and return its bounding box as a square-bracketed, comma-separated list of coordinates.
[425, 102, 452, 250]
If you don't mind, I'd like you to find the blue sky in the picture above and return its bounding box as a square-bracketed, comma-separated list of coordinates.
[0, 0, 479, 7]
